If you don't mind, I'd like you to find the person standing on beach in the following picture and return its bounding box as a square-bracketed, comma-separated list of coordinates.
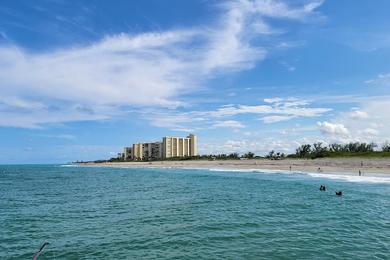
[359, 170, 362, 176]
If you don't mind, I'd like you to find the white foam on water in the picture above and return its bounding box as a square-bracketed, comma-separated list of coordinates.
[207, 168, 296, 175]
[199, 167, 390, 184]
[305, 172, 390, 184]
[59, 164, 78, 167]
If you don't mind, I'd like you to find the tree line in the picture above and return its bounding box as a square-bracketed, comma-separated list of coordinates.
[291, 142, 390, 159]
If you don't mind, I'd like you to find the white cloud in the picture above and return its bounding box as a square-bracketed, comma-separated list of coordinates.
[317, 121, 349, 136]
[365, 73, 390, 87]
[208, 98, 330, 119]
[264, 97, 284, 103]
[200, 137, 302, 155]
[362, 128, 378, 136]
[201, 96, 390, 155]
[315, 98, 390, 144]
[260, 115, 296, 123]
[213, 120, 245, 129]
[279, 61, 296, 71]
[349, 110, 369, 119]
[0, 31, 8, 40]
[171, 128, 196, 133]
[0, 32, 193, 107]
[0, 0, 324, 128]
[0, 104, 113, 128]
[0, 96, 45, 110]
[36, 134, 76, 140]
[141, 97, 331, 131]
[145, 111, 205, 129]
[248, 0, 324, 20]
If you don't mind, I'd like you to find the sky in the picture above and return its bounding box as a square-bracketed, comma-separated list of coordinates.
[1, 0, 390, 164]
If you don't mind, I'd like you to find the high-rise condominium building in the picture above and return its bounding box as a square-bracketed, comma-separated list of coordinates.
[123, 147, 132, 160]
[162, 134, 197, 158]
[123, 134, 197, 161]
[132, 142, 162, 161]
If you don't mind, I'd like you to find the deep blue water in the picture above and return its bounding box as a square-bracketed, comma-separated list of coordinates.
[0, 165, 389, 259]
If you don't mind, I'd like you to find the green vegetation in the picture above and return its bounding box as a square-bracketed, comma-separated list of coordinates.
[290, 142, 390, 159]
[382, 142, 390, 152]
[75, 156, 125, 164]
[163, 152, 265, 161]
[266, 150, 286, 160]
[161, 153, 241, 161]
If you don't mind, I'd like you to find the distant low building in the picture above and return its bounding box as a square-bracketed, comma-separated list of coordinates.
[124, 134, 197, 161]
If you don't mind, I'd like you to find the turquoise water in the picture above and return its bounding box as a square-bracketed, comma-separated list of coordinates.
[1, 165, 389, 259]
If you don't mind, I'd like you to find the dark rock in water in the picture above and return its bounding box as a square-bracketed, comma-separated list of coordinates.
[335, 191, 342, 196]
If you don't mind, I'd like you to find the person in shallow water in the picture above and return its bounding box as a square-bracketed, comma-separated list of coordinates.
[319, 185, 326, 191]
[335, 191, 342, 196]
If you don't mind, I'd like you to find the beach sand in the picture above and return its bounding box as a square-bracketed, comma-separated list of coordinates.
[79, 158, 390, 175]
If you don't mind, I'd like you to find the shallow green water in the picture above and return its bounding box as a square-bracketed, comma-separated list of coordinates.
[1, 165, 389, 259]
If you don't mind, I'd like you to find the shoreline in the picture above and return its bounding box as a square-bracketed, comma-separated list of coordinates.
[77, 158, 390, 176]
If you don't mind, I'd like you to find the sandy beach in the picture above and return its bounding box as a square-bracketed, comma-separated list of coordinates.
[79, 158, 390, 175]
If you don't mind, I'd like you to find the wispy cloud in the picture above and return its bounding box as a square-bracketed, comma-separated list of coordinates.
[205, 98, 330, 118]
[35, 134, 76, 140]
[279, 60, 296, 71]
[349, 110, 368, 119]
[260, 115, 296, 123]
[0, 0, 324, 128]
[0, 31, 9, 40]
[140, 97, 331, 131]
[213, 120, 246, 129]
[365, 73, 390, 87]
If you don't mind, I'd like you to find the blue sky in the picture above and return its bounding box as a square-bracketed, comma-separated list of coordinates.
[1, 0, 390, 163]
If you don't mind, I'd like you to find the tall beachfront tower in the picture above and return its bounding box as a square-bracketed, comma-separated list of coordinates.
[132, 142, 162, 161]
[162, 134, 198, 158]
[188, 134, 197, 157]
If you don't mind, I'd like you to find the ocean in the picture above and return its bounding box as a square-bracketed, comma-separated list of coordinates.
[1, 165, 389, 259]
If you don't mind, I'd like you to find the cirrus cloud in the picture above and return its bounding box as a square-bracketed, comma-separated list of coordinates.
[213, 120, 246, 129]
